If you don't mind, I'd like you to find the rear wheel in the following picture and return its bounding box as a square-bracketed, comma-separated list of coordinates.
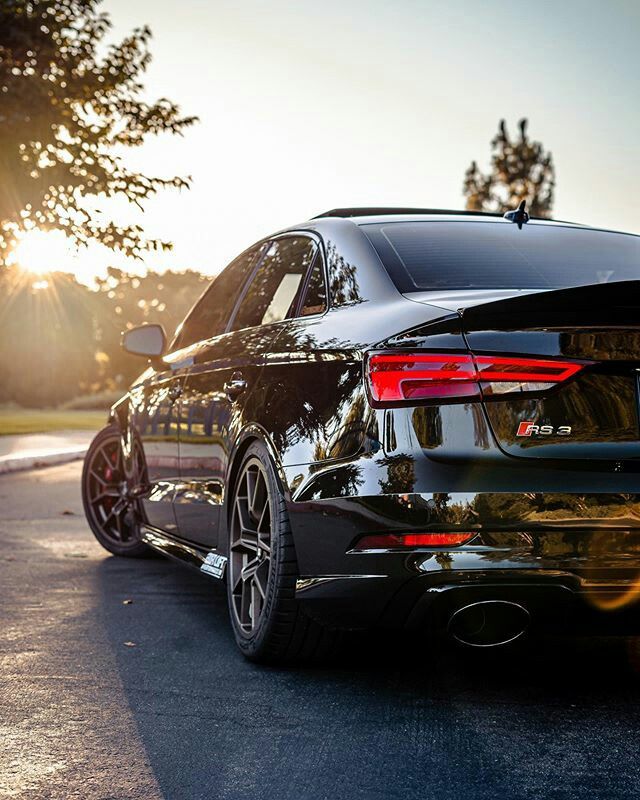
[81, 425, 149, 557]
[227, 442, 337, 663]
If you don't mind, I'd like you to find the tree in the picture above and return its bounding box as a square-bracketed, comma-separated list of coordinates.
[0, 265, 210, 406]
[463, 118, 555, 217]
[0, 0, 197, 263]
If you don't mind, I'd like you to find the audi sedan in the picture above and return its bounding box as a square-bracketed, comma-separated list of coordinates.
[82, 206, 640, 661]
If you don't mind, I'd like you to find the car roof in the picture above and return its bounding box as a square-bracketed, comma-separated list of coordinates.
[311, 206, 589, 229]
[308, 207, 640, 239]
[313, 206, 503, 220]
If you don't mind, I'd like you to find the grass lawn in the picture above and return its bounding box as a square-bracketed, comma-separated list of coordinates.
[0, 409, 108, 436]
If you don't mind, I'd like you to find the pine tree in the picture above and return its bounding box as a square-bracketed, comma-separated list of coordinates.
[463, 119, 555, 217]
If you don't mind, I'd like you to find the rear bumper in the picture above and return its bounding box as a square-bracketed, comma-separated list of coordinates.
[295, 567, 640, 635]
[288, 489, 640, 632]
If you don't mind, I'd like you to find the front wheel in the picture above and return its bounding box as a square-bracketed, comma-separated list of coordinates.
[81, 425, 149, 557]
[227, 442, 337, 663]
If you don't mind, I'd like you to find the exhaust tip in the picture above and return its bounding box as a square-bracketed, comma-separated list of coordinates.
[448, 600, 530, 648]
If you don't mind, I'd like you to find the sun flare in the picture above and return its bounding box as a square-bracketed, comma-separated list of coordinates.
[9, 230, 73, 276]
[7, 229, 112, 285]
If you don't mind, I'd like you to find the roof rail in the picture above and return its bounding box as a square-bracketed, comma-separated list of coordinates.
[312, 207, 504, 220]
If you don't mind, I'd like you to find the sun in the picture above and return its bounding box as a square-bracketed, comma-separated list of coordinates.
[7, 228, 114, 285]
[8, 227, 154, 286]
[9, 230, 73, 276]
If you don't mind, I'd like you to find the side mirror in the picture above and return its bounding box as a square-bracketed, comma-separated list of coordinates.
[122, 324, 167, 358]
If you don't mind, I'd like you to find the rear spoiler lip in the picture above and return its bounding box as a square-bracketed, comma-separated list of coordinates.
[404, 280, 640, 316]
[458, 280, 640, 334]
[465, 279, 640, 312]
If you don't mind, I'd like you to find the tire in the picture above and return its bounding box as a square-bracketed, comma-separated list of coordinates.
[81, 425, 149, 557]
[226, 441, 338, 663]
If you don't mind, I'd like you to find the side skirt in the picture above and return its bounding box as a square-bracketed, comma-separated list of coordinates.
[141, 525, 227, 581]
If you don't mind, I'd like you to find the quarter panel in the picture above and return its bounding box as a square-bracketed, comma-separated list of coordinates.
[254, 297, 455, 470]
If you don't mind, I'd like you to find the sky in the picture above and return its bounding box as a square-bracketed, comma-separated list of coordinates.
[13, 0, 640, 283]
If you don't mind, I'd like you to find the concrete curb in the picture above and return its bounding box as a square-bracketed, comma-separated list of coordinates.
[0, 448, 88, 475]
[0, 449, 173, 475]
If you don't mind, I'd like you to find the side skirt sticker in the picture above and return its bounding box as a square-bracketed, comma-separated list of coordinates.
[201, 552, 227, 580]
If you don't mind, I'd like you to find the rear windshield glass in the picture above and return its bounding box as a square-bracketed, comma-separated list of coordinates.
[362, 221, 640, 292]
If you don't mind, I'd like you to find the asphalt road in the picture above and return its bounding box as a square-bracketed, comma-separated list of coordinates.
[2, 463, 640, 800]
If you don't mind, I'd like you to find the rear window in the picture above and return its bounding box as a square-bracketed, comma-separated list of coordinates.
[362, 221, 640, 292]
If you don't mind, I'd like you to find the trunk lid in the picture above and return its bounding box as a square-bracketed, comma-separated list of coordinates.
[456, 281, 640, 462]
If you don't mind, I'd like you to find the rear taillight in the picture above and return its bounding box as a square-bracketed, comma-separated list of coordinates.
[366, 352, 586, 405]
[475, 356, 584, 397]
[353, 532, 476, 550]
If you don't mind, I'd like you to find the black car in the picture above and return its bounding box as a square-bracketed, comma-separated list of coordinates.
[82, 206, 640, 661]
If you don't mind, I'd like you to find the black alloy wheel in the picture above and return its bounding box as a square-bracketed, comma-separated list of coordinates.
[81, 425, 149, 557]
[227, 441, 337, 663]
[229, 455, 272, 635]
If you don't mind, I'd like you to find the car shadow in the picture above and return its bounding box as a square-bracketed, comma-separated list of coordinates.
[95, 554, 640, 800]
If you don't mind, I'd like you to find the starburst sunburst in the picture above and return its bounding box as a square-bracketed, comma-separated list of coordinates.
[8, 230, 74, 277]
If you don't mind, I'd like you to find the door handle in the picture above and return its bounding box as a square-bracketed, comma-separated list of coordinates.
[224, 373, 247, 401]
[169, 383, 183, 402]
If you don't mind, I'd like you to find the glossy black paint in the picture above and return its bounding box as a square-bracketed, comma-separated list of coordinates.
[111, 212, 640, 635]
[127, 367, 183, 534]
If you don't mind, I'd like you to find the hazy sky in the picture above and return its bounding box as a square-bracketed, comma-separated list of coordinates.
[22, 0, 640, 281]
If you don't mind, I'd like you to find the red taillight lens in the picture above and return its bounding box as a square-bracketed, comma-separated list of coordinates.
[366, 352, 586, 404]
[368, 353, 479, 403]
[475, 355, 583, 396]
[354, 532, 476, 550]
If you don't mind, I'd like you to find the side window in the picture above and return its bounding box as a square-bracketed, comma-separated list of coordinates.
[172, 244, 262, 349]
[298, 252, 327, 317]
[230, 236, 317, 331]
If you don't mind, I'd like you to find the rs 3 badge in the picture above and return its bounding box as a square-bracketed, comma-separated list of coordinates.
[516, 422, 572, 437]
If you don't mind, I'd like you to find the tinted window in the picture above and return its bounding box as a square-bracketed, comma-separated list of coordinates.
[173, 245, 262, 349]
[230, 237, 317, 331]
[363, 221, 640, 292]
[299, 252, 327, 316]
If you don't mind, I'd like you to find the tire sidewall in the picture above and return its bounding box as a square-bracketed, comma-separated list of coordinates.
[81, 425, 148, 557]
[226, 442, 289, 659]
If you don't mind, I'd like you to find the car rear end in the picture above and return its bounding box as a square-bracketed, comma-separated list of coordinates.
[292, 215, 640, 645]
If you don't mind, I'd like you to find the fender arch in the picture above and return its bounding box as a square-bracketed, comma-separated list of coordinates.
[219, 423, 292, 557]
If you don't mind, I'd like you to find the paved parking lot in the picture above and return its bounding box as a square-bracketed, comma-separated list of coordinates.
[2, 462, 640, 800]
